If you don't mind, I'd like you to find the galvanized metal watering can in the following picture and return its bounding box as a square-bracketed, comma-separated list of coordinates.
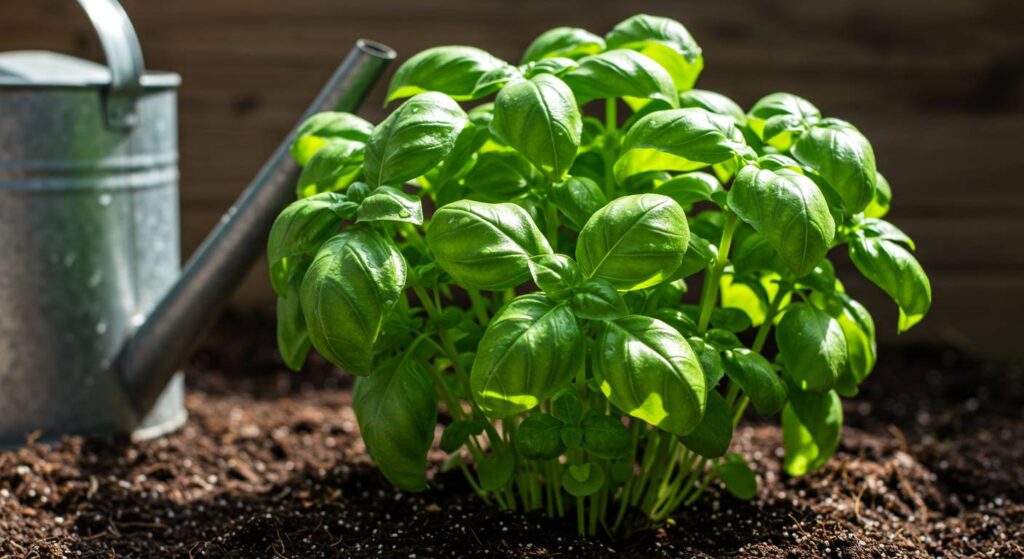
[0, 0, 395, 446]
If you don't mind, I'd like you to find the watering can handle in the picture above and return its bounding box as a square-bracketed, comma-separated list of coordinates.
[75, 0, 145, 129]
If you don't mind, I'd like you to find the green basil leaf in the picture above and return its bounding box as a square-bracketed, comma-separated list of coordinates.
[705, 328, 744, 351]
[433, 120, 491, 188]
[471, 65, 524, 99]
[581, 410, 631, 460]
[594, 316, 706, 436]
[364, 92, 468, 187]
[674, 234, 714, 279]
[857, 217, 915, 250]
[353, 353, 437, 491]
[521, 27, 605, 64]
[528, 254, 581, 301]
[776, 303, 848, 392]
[614, 108, 749, 184]
[849, 235, 931, 332]
[551, 176, 608, 230]
[722, 348, 787, 416]
[490, 74, 583, 182]
[478, 450, 516, 491]
[605, 14, 703, 91]
[782, 386, 843, 476]
[268, 192, 353, 296]
[571, 277, 629, 321]
[836, 298, 877, 387]
[301, 228, 408, 375]
[561, 49, 677, 108]
[521, 57, 578, 78]
[386, 46, 511, 103]
[710, 307, 753, 333]
[426, 200, 552, 290]
[678, 89, 746, 125]
[551, 388, 585, 425]
[276, 260, 311, 371]
[515, 413, 567, 460]
[291, 112, 374, 166]
[439, 419, 488, 453]
[297, 141, 365, 198]
[560, 425, 584, 450]
[576, 194, 690, 291]
[746, 92, 820, 141]
[728, 165, 836, 278]
[471, 294, 583, 418]
[356, 186, 423, 225]
[651, 309, 697, 337]
[463, 151, 538, 201]
[863, 172, 891, 219]
[677, 390, 732, 458]
[791, 123, 877, 214]
[714, 453, 757, 500]
[688, 336, 724, 390]
[653, 172, 722, 207]
[562, 463, 605, 497]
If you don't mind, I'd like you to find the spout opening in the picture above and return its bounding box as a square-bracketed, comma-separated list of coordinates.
[356, 39, 397, 61]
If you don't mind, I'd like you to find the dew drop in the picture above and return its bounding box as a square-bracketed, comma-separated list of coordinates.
[98, 194, 113, 207]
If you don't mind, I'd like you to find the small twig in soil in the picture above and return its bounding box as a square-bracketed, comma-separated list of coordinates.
[788, 513, 811, 540]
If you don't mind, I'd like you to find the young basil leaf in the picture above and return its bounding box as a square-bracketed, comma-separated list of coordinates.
[353, 353, 437, 491]
[276, 260, 312, 371]
[835, 298, 877, 387]
[521, 57, 578, 78]
[268, 192, 355, 296]
[687, 336, 724, 389]
[792, 123, 877, 214]
[364, 92, 468, 187]
[863, 171, 891, 219]
[678, 89, 746, 125]
[528, 254, 581, 301]
[746, 92, 820, 141]
[576, 194, 690, 291]
[431, 121, 491, 189]
[300, 228, 408, 375]
[561, 49, 678, 108]
[775, 303, 848, 392]
[463, 151, 538, 201]
[478, 450, 516, 491]
[562, 463, 606, 497]
[550, 388, 585, 426]
[848, 235, 931, 332]
[581, 410, 631, 460]
[705, 328, 744, 351]
[560, 425, 584, 449]
[521, 27, 605, 64]
[857, 217, 915, 250]
[653, 172, 722, 207]
[782, 386, 843, 476]
[551, 176, 608, 229]
[605, 14, 704, 91]
[571, 277, 629, 321]
[427, 200, 551, 290]
[297, 141, 365, 198]
[594, 316, 706, 436]
[471, 64, 524, 99]
[714, 453, 757, 500]
[439, 419, 488, 453]
[470, 294, 583, 418]
[291, 112, 374, 166]
[651, 309, 698, 337]
[677, 390, 732, 458]
[614, 108, 750, 184]
[710, 307, 753, 333]
[722, 348, 787, 416]
[386, 46, 512, 103]
[490, 74, 582, 182]
[728, 165, 836, 278]
[356, 186, 424, 225]
[673, 234, 714, 279]
[515, 413, 567, 460]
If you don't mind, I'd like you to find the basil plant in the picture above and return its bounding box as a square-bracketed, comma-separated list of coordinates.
[268, 14, 931, 536]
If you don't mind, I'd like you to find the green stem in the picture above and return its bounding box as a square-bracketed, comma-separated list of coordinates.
[467, 288, 491, 326]
[603, 98, 618, 198]
[697, 212, 740, 334]
[544, 200, 560, 252]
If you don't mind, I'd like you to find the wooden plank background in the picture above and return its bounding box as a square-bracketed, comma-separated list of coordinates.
[3, 0, 1023, 359]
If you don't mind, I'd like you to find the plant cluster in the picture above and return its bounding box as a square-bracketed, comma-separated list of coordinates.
[268, 14, 931, 535]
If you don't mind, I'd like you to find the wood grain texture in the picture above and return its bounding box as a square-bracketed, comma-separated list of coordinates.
[3, 0, 1023, 359]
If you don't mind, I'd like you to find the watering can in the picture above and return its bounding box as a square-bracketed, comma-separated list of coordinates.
[0, 0, 396, 446]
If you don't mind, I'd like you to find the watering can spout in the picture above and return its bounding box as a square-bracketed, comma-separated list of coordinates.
[119, 40, 396, 416]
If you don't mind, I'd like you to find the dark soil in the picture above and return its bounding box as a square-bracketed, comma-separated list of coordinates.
[1, 312, 1022, 558]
